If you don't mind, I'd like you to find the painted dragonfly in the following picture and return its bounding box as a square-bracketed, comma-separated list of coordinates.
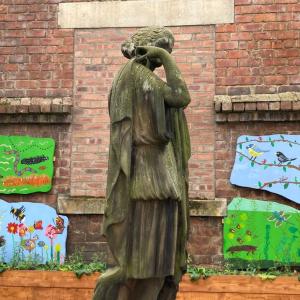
[268, 211, 291, 227]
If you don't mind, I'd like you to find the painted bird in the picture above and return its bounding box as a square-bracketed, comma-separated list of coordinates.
[276, 151, 296, 164]
[246, 144, 269, 161]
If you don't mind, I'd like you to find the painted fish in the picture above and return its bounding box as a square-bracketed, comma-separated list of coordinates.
[227, 245, 257, 254]
[21, 155, 49, 165]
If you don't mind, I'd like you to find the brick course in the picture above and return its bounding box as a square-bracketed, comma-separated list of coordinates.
[216, 1, 300, 95]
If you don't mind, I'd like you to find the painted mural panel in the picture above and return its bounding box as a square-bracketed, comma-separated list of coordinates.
[224, 197, 300, 268]
[0, 199, 68, 264]
[0, 136, 55, 194]
[230, 134, 300, 204]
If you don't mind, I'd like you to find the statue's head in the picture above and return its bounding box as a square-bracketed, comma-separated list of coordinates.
[121, 26, 175, 60]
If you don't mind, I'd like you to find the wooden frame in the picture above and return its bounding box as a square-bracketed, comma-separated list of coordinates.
[0, 271, 299, 299]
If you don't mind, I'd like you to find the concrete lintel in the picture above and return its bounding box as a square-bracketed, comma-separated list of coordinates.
[58, 195, 227, 217]
[189, 199, 227, 217]
[58, 0, 234, 29]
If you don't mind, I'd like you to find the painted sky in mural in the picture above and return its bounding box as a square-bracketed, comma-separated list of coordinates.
[0, 136, 55, 194]
[224, 197, 300, 268]
[230, 134, 300, 204]
[0, 199, 68, 264]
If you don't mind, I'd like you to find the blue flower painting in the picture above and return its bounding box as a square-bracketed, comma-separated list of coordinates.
[230, 134, 300, 204]
[0, 199, 68, 264]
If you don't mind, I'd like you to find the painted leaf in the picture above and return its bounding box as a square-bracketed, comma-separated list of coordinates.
[268, 183, 272, 187]
[284, 183, 289, 189]
[239, 156, 243, 162]
[271, 141, 275, 147]
[280, 135, 284, 140]
[283, 166, 287, 172]
[251, 161, 255, 167]
[258, 181, 262, 187]
[239, 143, 242, 150]
[264, 165, 268, 170]
[289, 143, 293, 147]
[246, 137, 249, 142]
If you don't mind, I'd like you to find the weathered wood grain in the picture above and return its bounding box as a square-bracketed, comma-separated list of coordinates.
[0, 271, 299, 300]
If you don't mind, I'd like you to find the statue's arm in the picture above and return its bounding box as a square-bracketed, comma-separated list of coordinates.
[135, 46, 190, 108]
[159, 50, 191, 108]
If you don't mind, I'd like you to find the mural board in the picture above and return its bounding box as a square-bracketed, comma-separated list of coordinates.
[0, 136, 55, 194]
[0, 199, 68, 264]
[224, 197, 300, 268]
[230, 134, 300, 204]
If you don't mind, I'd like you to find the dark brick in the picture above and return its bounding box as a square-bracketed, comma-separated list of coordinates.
[278, 85, 300, 93]
[228, 86, 251, 95]
[255, 85, 277, 94]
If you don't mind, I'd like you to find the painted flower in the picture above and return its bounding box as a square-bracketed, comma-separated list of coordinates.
[45, 224, 57, 239]
[24, 239, 36, 252]
[38, 241, 45, 247]
[44, 245, 49, 250]
[7, 222, 18, 234]
[18, 223, 28, 237]
[28, 225, 35, 233]
[55, 243, 61, 252]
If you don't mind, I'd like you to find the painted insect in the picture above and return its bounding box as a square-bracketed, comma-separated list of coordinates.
[268, 211, 291, 227]
[34, 220, 43, 230]
[236, 237, 244, 244]
[10, 205, 25, 222]
[21, 155, 49, 165]
[54, 216, 65, 234]
[0, 235, 5, 247]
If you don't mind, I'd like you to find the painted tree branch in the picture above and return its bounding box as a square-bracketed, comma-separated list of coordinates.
[236, 151, 300, 171]
[237, 138, 300, 147]
[259, 180, 300, 189]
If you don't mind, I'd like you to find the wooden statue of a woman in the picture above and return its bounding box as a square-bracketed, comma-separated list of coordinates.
[93, 26, 191, 300]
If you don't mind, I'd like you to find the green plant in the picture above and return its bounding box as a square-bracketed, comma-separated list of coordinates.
[0, 249, 106, 278]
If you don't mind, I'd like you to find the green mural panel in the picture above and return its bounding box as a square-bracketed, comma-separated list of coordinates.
[0, 136, 55, 194]
[224, 197, 300, 268]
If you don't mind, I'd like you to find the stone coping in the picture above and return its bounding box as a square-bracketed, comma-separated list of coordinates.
[57, 195, 227, 217]
[0, 97, 72, 123]
[214, 92, 300, 122]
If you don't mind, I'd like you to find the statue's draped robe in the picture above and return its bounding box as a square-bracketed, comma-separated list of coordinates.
[104, 59, 190, 284]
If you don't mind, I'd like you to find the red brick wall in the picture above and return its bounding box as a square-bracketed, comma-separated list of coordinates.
[1, 0, 300, 266]
[216, 0, 300, 95]
[71, 26, 216, 200]
[0, 1, 73, 98]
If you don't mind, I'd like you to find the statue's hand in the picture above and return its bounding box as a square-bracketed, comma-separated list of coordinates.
[135, 46, 168, 63]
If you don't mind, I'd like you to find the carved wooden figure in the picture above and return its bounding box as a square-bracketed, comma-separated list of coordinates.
[93, 27, 191, 300]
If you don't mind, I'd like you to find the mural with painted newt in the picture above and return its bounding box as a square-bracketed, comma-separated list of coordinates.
[0, 136, 55, 194]
[224, 197, 300, 268]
